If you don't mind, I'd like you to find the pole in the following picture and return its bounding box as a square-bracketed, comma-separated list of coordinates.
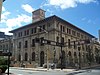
[47, 30, 49, 70]
[8, 53, 10, 75]
[60, 28, 63, 70]
[61, 43, 63, 70]
[8, 37, 11, 75]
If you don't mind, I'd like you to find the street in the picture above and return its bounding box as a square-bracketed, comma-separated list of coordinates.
[74, 69, 100, 75]
[5, 67, 100, 75]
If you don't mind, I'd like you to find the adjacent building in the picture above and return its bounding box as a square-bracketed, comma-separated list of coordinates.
[9, 9, 100, 68]
[0, 32, 13, 59]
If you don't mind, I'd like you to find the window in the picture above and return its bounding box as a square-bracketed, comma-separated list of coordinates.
[56, 36, 59, 42]
[69, 29, 71, 34]
[31, 28, 34, 34]
[63, 26, 65, 32]
[34, 27, 36, 33]
[18, 33, 20, 37]
[77, 32, 80, 37]
[68, 39, 71, 48]
[72, 30, 76, 36]
[24, 30, 26, 36]
[32, 52, 35, 61]
[32, 39, 35, 47]
[27, 30, 29, 35]
[21, 32, 22, 36]
[61, 37, 64, 45]
[67, 28, 71, 34]
[78, 47, 81, 51]
[39, 26, 42, 32]
[73, 41, 76, 49]
[18, 42, 21, 48]
[81, 34, 83, 39]
[43, 25, 45, 30]
[67, 28, 69, 33]
[25, 53, 28, 61]
[0, 45, 2, 50]
[60, 25, 62, 31]
[25, 41, 28, 48]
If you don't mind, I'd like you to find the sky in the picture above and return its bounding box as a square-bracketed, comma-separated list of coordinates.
[0, 0, 100, 38]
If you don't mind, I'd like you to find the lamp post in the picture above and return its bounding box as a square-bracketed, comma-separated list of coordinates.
[8, 36, 12, 75]
[53, 47, 56, 68]
[60, 27, 63, 70]
[37, 26, 49, 70]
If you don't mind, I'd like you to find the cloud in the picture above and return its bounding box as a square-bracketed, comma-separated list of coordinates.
[44, 0, 98, 9]
[46, 9, 54, 16]
[22, 4, 34, 13]
[76, 0, 97, 4]
[0, 28, 13, 35]
[2, 6, 6, 12]
[0, 6, 32, 35]
[6, 14, 32, 28]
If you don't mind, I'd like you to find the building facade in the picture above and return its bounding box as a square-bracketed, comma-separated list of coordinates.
[10, 9, 100, 68]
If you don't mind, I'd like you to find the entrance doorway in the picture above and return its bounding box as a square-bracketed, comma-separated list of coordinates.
[40, 51, 44, 67]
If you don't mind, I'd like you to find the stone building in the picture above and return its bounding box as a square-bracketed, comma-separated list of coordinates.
[9, 9, 99, 68]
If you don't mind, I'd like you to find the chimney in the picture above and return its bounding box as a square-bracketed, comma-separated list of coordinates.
[32, 9, 45, 23]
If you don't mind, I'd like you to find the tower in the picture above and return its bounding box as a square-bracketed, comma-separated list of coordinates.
[32, 9, 45, 23]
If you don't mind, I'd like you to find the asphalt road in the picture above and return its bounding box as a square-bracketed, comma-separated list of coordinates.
[74, 69, 100, 75]
[5, 67, 100, 75]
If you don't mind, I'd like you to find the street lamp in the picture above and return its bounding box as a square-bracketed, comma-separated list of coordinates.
[7, 36, 12, 75]
[37, 26, 49, 70]
[53, 47, 56, 68]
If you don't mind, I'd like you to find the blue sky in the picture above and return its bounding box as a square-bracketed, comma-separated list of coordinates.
[0, 0, 100, 38]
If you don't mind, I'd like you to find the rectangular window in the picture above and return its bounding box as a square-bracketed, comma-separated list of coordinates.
[0, 45, 2, 50]
[77, 32, 80, 37]
[61, 37, 64, 45]
[73, 41, 76, 49]
[25, 41, 28, 48]
[27, 30, 29, 35]
[34, 27, 36, 33]
[24, 30, 26, 36]
[20, 32, 22, 36]
[18, 32, 20, 37]
[69, 29, 71, 34]
[68, 39, 71, 48]
[39, 26, 42, 32]
[72, 30, 76, 36]
[43, 25, 45, 30]
[19, 42, 21, 48]
[32, 39, 35, 47]
[63, 26, 65, 32]
[56, 36, 59, 42]
[31, 28, 34, 34]
[60, 25, 62, 31]
[67, 28, 69, 33]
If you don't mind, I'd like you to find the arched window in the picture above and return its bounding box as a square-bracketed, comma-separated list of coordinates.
[32, 52, 35, 61]
[68, 51, 71, 56]
[25, 53, 28, 61]
[74, 52, 76, 56]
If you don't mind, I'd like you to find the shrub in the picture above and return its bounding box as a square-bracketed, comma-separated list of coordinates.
[0, 57, 8, 73]
[0, 65, 8, 73]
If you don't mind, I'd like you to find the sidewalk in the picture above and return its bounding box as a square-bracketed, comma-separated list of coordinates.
[11, 67, 76, 72]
